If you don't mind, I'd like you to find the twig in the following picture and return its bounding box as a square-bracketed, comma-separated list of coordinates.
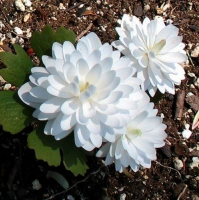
[177, 184, 187, 200]
[76, 22, 94, 41]
[186, 52, 195, 67]
[43, 166, 105, 200]
[175, 90, 185, 120]
[155, 161, 182, 181]
[65, 2, 88, 13]
[7, 158, 21, 190]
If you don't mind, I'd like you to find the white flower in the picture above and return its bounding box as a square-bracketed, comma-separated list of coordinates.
[112, 14, 187, 96]
[18, 32, 149, 151]
[96, 103, 167, 172]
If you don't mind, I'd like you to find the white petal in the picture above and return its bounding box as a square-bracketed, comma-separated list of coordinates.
[63, 41, 75, 59]
[90, 133, 102, 148]
[44, 119, 54, 135]
[100, 91, 123, 104]
[99, 43, 113, 60]
[61, 98, 80, 115]
[52, 42, 63, 59]
[51, 113, 66, 136]
[69, 82, 80, 96]
[76, 58, 89, 79]
[70, 50, 83, 66]
[160, 36, 182, 53]
[18, 82, 40, 108]
[42, 56, 57, 75]
[31, 66, 49, 74]
[87, 50, 101, 68]
[74, 124, 90, 146]
[40, 97, 64, 113]
[76, 40, 89, 59]
[85, 64, 102, 85]
[96, 143, 111, 157]
[30, 86, 52, 100]
[111, 40, 131, 56]
[97, 70, 116, 89]
[61, 114, 76, 130]
[115, 139, 123, 159]
[54, 128, 73, 140]
[157, 52, 187, 63]
[82, 32, 102, 52]
[76, 108, 89, 125]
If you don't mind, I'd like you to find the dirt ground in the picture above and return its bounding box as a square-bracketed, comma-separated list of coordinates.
[0, 0, 199, 199]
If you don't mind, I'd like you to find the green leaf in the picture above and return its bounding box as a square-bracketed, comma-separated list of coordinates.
[0, 91, 34, 134]
[59, 134, 89, 176]
[27, 122, 61, 166]
[0, 44, 34, 87]
[30, 26, 76, 61]
[28, 122, 88, 175]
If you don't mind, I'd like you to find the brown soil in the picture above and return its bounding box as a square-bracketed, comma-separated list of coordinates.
[0, 0, 199, 200]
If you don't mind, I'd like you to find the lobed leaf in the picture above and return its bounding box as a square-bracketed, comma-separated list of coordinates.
[28, 122, 89, 176]
[59, 134, 89, 176]
[27, 122, 61, 166]
[0, 44, 34, 87]
[0, 91, 34, 134]
[30, 26, 76, 61]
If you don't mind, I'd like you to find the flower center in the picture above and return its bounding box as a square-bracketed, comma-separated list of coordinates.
[148, 39, 166, 59]
[79, 81, 89, 92]
[126, 127, 142, 140]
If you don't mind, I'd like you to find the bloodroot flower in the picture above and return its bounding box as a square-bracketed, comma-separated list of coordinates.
[96, 103, 167, 172]
[112, 14, 187, 96]
[18, 32, 147, 151]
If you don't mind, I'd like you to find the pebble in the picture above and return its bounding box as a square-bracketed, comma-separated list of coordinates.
[182, 124, 192, 139]
[14, 27, 23, 35]
[15, 0, 25, 11]
[24, 13, 31, 22]
[144, 4, 150, 11]
[67, 195, 75, 200]
[191, 45, 199, 57]
[120, 193, 126, 200]
[189, 157, 199, 169]
[59, 3, 66, 10]
[32, 179, 42, 190]
[22, 0, 32, 7]
[3, 84, 12, 90]
[173, 157, 183, 170]
[194, 78, 199, 88]
[0, 21, 5, 30]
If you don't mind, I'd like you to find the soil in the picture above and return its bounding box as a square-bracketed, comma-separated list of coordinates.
[0, 0, 199, 200]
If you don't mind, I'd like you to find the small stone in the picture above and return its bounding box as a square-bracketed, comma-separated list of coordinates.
[15, 0, 25, 11]
[59, 3, 66, 10]
[120, 193, 126, 200]
[189, 157, 199, 169]
[182, 124, 192, 139]
[0, 21, 5, 30]
[191, 195, 199, 200]
[187, 43, 193, 50]
[32, 179, 42, 190]
[191, 45, 199, 58]
[22, 0, 32, 7]
[51, 17, 57, 21]
[24, 13, 31, 22]
[173, 157, 183, 170]
[67, 195, 75, 200]
[144, 4, 150, 11]
[194, 78, 199, 88]
[96, 0, 101, 5]
[3, 84, 11, 90]
[14, 27, 23, 35]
